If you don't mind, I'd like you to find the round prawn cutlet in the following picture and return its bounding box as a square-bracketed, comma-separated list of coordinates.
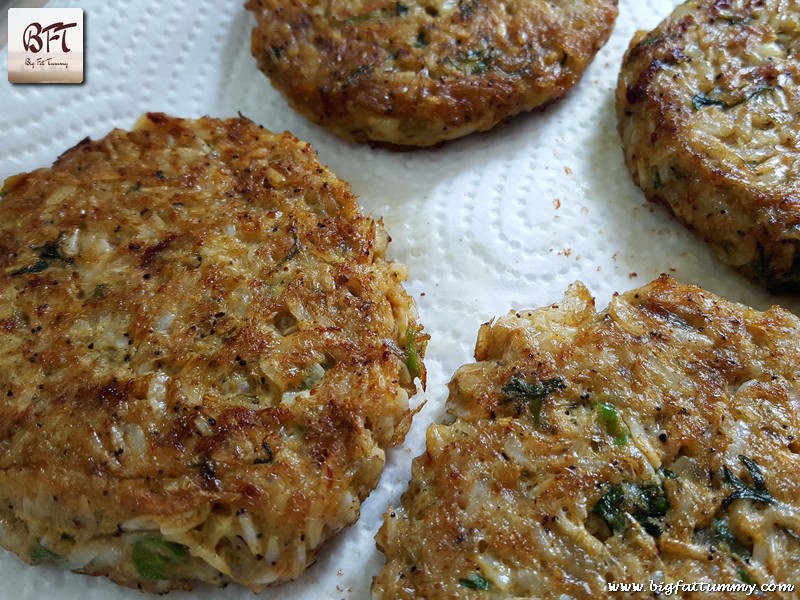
[0, 113, 426, 592]
[246, 0, 618, 147]
[617, 0, 800, 290]
[374, 275, 800, 599]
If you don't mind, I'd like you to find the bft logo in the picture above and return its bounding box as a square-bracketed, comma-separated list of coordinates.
[8, 8, 84, 84]
[23, 21, 78, 54]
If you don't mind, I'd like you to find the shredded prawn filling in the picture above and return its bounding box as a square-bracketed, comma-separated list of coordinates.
[374, 276, 800, 598]
[0, 113, 425, 592]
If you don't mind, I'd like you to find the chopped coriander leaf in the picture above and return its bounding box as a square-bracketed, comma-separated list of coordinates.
[28, 544, 60, 561]
[592, 485, 627, 533]
[10, 259, 50, 276]
[501, 375, 565, 425]
[692, 92, 729, 110]
[737, 566, 757, 585]
[344, 10, 383, 24]
[395, 2, 409, 15]
[254, 441, 274, 464]
[596, 402, 629, 446]
[693, 85, 774, 111]
[459, 572, 491, 590]
[653, 171, 662, 189]
[404, 326, 421, 379]
[526, 394, 545, 425]
[502, 376, 565, 398]
[744, 84, 774, 102]
[12, 234, 73, 275]
[695, 517, 750, 558]
[659, 467, 677, 480]
[275, 233, 300, 268]
[350, 64, 372, 78]
[36, 238, 64, 261]
[592, 480, 669, 537]
[460, 49, 490, 75]
[93, 283, 110, 299]
[415, 30, 428, 48]
[722, 455, 775, 509]
[132, 537, 189, 580]
[638, 35, 662, 47]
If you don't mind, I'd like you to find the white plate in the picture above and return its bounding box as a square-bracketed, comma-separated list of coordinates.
[1, 1, 798, 598]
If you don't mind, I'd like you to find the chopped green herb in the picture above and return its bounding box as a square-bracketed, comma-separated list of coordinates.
[28, 544, 60, 561]
[692, 92, 729, 110]
[395, 2, 409, 15]
[653, 171, 662, 189]
[254, 441, 274, 464]
[592, 480, 669, 537]
[404, 326, 421, 379]
[722, 455, 775, 509]
[737, 566, 757, 585]
[350, 64, 372, 78]
[36, 239, 64, 261]
[10, 259, 50, 276]
[501, 375, 565, 425]
[0, 190, 5, 198]
[459, 572, 491, 590]
[695, 517, 750, 558]
[596, 402, 629, 446]
[502, 376, 565, 398]
[692, 85, 774, 111]
[592, 485, 627, 533]
[415, 30, 428, 48]
[744, 84, 774, 103]
[659, 467, 677, 480]
[460, 49, 490, 75]
[93, 283, 110, 299]
[132, 537, 189, 580]
[11, 234, 73, 276]
[155, 170, 167, 180]
[637, 35, 662, 47]
[274, 232, 300, 269]
[344, 10, 382, 24]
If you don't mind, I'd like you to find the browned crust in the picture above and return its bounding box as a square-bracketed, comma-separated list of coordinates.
[374, 275, 800, 598]
[247, 0, 618, 146]
[616, 0, 800, 290]
[0, 113, 426, 591]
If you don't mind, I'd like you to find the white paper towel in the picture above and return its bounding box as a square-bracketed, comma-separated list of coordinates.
[1, 1, 798, 598]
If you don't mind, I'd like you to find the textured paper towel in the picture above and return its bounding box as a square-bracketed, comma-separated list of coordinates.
[1, 1, 799, 598]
